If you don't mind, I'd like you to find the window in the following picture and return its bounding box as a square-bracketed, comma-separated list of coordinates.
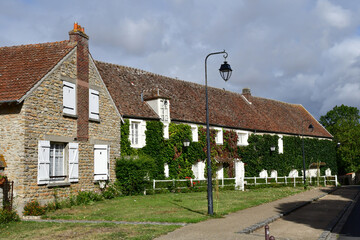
[163, 123, 169, 139]
[94, 145, 109, 181]
[191, 125, 198, 142]
[89, 89, 99, 120]
[214, 128, 223, 144]
[49, 143, 65, 179]
[38, 141, 78, 185]
[278, 135, 284, 154]
[160, 99, 169, 122]
[237, 131, 249, 146]
[63, 81, 76, 115]
[131, 122, 139, 145]
[129, 120, 146, 148]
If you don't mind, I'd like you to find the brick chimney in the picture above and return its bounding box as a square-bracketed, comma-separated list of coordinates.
[242, 88, 251, 98]
[69, 23, 89, 141]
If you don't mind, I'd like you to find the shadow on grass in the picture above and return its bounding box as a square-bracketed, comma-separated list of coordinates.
[169, 201, 208, 217]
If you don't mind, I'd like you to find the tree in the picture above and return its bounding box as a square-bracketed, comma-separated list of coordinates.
[319, 105, 360, 174]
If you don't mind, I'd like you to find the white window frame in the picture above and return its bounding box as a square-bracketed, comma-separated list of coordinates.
[236, 130, 249, 146]
[214, 127, 223, 145]
[163, 123, 169, 139]
[130, 122, 139, 145]
[49, 143, 66, 180]
[89, 89, 100, 120]
[278, 135, 284, 154]
[129, 119, 146, 148]
[63, 81, 76, 115]
[38, 140, 79, 185]
[191, 125, 198, 142]
[160, 99, 169, 122]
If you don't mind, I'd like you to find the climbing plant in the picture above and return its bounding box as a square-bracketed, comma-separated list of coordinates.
[119, 120, 337, 181]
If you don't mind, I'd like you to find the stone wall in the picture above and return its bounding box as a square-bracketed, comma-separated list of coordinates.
[2, 49, 120, 212]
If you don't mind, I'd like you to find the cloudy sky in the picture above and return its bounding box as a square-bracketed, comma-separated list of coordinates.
[1, 0, 360, 120]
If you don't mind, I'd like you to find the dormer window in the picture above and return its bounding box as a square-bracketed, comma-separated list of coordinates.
[160, 99, 169, 122]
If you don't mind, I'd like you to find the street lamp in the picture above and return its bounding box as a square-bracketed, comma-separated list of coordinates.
[205, 50, 232, 215]
[301, 121, 314, 188]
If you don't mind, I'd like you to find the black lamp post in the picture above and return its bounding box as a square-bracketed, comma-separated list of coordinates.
[301, 121, 314, 188]
[205, 50, 232, 215]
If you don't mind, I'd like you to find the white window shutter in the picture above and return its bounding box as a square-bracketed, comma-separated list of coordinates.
[69, 142, 79, 182]
[63, 81, 76, 115]
[94, 145, 109, 181]
[89, 89, 99, 120]
[38, 141, 50, 185]
[140, 121, 147, 147]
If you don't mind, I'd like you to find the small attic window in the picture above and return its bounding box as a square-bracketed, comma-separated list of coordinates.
[160, 99, 169, 122]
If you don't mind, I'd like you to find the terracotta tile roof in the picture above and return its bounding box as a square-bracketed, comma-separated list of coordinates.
[0, 41, 76, 102]
[95, 61, 332, 138]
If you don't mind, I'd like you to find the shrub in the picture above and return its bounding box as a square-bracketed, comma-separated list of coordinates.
[0, 209, 20, 224]
[76, 191, 103, 205]
[116, 155, 156, 195]
[102, 183, 122, 199]
[23, 200, 46, 216]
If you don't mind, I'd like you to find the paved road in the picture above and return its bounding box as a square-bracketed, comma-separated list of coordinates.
[155, 187, 360, 240]
[338, 186, 360, 240]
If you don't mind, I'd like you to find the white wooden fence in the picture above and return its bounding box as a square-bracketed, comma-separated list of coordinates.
[146, 175, 338, 193]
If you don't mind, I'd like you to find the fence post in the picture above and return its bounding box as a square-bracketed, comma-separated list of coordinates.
[266, 177, 268, 185]
[191, 178, 193, 187]
[335, 175, 338, 186]
[173, 179, 175, 189]
[222, 177, 224, 188]
[255, 177, 257, 186]
[285, 176, 287, 185]
[324, 176, 326, 186]
[153, 179, 156, 190]
[294, 176, 296, 187]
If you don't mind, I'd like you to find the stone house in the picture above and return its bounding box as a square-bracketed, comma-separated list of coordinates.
[0, 24, 121, 212]
[95, 62, 333, 179]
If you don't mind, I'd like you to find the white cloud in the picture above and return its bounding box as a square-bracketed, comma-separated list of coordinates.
[316, 0, 352, 28]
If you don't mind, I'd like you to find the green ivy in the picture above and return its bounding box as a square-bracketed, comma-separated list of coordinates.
[239, 134, 337, 177]
[120, 119, 135, 156]
[119, 119, 337, 182]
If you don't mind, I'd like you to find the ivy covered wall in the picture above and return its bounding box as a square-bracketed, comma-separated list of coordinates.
[120, 120, 337, 179]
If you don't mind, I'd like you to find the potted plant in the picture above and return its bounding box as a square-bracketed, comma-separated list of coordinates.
[0, 172, 7, 185]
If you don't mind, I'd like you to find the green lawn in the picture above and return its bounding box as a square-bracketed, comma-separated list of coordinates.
[44, 187, 303, 223]
[0, 221, 179, 240]
[0, 187, 304, 239]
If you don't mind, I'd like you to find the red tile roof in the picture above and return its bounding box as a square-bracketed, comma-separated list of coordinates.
[95, 61, 332, 138]
[0, 41, 76, 102]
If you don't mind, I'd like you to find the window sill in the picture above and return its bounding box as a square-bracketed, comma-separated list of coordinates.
[63, 113, 78, 119]
[47, 182, 71, 188]
[89, 118, 100, 123]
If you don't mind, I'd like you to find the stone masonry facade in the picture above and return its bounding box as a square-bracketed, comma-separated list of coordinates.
[0, 46, 120, 212]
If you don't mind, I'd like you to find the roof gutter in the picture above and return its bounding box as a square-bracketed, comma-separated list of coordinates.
[0, 100, 20, 104]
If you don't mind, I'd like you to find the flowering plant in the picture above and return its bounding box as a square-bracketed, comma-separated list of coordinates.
[0, 172, 6, 180]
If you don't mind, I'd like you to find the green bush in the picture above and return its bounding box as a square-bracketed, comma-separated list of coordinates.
[116, 155, 156, 195]
[0, 209, 20, 224]
[23, 200, 46, 216]
[102, 183, 122, 199]
[76, 191, 103, 205]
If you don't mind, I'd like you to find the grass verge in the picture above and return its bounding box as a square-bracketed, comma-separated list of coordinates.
[44, 187, 303, 223]
[0, 221, 179, 240]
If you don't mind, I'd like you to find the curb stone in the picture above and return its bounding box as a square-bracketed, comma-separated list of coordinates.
[21, 218, 187, 226]
[238, 187, 338, 234]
